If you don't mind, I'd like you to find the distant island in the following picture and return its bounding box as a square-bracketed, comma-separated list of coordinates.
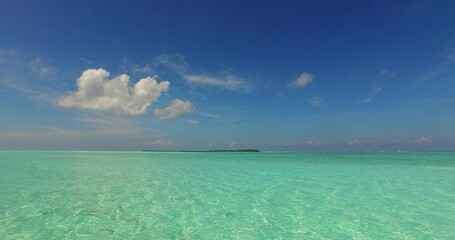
[208, 149, 260, 152]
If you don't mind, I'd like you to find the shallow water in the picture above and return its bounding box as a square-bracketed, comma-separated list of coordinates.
[0, 151, 454, 239]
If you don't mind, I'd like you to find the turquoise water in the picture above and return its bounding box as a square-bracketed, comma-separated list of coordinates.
[0, 151, 454, 239]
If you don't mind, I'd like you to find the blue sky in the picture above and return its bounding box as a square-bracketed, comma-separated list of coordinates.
[1, 0, 455, 151]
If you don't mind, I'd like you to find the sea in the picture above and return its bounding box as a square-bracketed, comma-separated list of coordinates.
[0, 151, 454, 239]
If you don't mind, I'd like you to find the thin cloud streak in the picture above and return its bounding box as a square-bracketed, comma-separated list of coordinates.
[184, 74, 250, 92]
[154, 54, 251, 92]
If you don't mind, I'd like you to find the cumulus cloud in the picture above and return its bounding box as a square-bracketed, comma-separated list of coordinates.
[154, 99, 195, 119]
[184, 74, 250, 92]
[58, 68, 169, 115]
[289, 72, 315, 88]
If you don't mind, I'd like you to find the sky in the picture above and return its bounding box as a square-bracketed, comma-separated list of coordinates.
[1, 0, 455, 151]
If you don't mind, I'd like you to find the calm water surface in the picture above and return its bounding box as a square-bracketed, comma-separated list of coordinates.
[0, 151, 454, 239]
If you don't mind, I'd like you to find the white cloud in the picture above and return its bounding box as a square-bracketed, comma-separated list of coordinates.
[184, 74, 250, 92]
[289, 72, 315, 88]
[154, 99, 195, 119]
[58, 68, 169, 115]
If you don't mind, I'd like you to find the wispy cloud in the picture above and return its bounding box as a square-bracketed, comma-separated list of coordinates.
[228, 141, 238, 147]
[79, 57, 98, 65]
[359, 98, 373, 104]
[405, 97, 455, 104]
[309, 96, 323, 107]
[183, 119, 199, 125]
[0, 48, 58, 102]
[365, 81, 383, 100]
[360, 69, 395, 104]
[0, 127, 139, 138]
[288, 72, 315, 88]
[0, 115, 157, 138]
[184, 74, 250, 92]
[132, 64, 153, 74]
[144, 139, 191, 149]
[120, 54, 251, 92]
[348, 139, 373, 146]
[414, 137, 432, 144]
[300, 140, 340, 146]
[154, 54, 251, 92]
[200, 112, 239, 123]
[120, 58, 155, 75]
[85, 115, 145, 134]
[144, 139, 176, 147]
[58, 68, 169, 115]
[442, 47, 455, 64]
[416, 46, 455, 89]
[30, 58, 55, 77]
[153, 54, 188, 74]
[154, 99, 195, 119]
[75, 116, 156, 132]
[379, 68, 398, 79]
